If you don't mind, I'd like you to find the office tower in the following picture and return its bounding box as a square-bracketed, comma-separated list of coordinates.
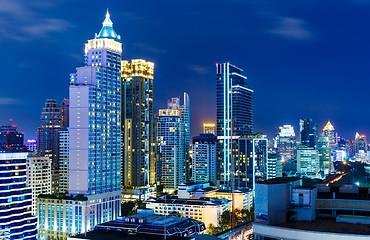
[121, 59, 155, 189]
[216, 63, 253, 184]
[59, 98, 70, 128]
[297, 146, 319, 178]
[321, 120, 337, 152]
[37, 99, 62, 193]
[37, 11, 122, 239]
[299, 118, 317, 149]
[0, 125, 27, 152]
[355, 133, 367, 153]
[180, 93, 191, 181]
[157, 96, 188, 190]
[58, 127, 69, 193]
[0, 152, 37, 239]
[203, 123, 215, 134]
[274, 125, 296, 161]
[266, 153, 282, 180]
[318, 137, 331, 175]
[235, 135, 268, 189]
[26, 139, 37, 154]
[26, 155, 51, 215]
[192, 133, 217, 183]
[346, 139, 355, 158]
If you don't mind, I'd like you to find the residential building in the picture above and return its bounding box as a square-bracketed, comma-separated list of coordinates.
[267, 153, 282, 180]
[216, 63, 253, 185]
[274, 125, 296, 161]
[299, 118, 317, 149]
[297, 146, 320, 178]
[0, 125, 27, 152]
[121, 59, 156, 192]
[157, 96, 188, 190]
[26, 155, 51, 215]
[203, 123, 215, 135]
[37, 99, 62, 193]
[37, 11, 122, 239]
[0, 152, 37, 239]
[192, 133, 217, 183]
[59, 127, 69, 193]
[146, 195, 230, 228]
[59, 98, 70, 128]
[235, 135, 268, 189]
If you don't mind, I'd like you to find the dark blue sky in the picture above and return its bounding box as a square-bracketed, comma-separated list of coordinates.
[1, 0, 370, 141]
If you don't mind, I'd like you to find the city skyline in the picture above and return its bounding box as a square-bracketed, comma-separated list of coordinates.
[1, 1, 370, 140]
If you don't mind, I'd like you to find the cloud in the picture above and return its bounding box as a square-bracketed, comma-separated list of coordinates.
[0, 98, 21, 105]
[0, 0, 72, 41]
[133, 43, 167, 54]
[269, 17, 314, 41]
[186, 64, 209, 75]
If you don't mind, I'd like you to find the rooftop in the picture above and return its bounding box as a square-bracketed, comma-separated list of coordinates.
[147, 196, 229, 206]
[257, 177, 301, 185]
[73, 230, 193, 240]
[278, 219, 370, 235]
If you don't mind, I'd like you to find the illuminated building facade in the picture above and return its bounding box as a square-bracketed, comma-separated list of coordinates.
[355, 132, 367, 154]
[297, 146, 320, 178]
[235, 135, 268, 189]
[216, 63, 253, 184]
[180, 93, 191, 182]
[299, 118, 318, 149]
[192, 133, 217, 183]
[58, 127, 69, 193]
[26, 139, 37, 154]
[274, 125, 296, 161]
[0, 125, 27, 153]
[157, 96, 188, 190]
[203, 123, 215, 134]
[59, 98, 70, 128]
[26, 155, 51, 215]
[0, 152, 37, 239]
[37, 99, 62, 193]
[321, 120, 337, 152]
[121, 59, 155, 189]
[318, 137, 331, 174]
[37, 11, 122, 238]
[267, 153, 283, 180]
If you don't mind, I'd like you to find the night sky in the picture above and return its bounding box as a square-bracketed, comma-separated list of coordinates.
[1, 0, 370, 141]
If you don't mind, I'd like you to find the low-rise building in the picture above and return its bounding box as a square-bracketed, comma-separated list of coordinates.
[26, 155, 51, 215]
[205, 189, 253, 210]
[146, 196, 229, 228]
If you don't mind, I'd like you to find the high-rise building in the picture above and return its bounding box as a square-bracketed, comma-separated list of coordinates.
[180, 93, 191, 181]
[318, 137, 331, 174]
[203, 123, 215, 135]
[274, 125, 296, 161]
[26, 155, 51, 215]
[26, 139, 37, 154]
[121, 59, 155, 189]
[59, 98, 70, 128]
[37, 11, 122, 239]
[266, 153, 283, 180]
[321, 120, 337, 152]
[37, 99, 62, 193]
[235, 135, 268, 189]
[0, 152, 37, 239]
[299, 118, 317, 149]
[297, 146, 320, 178]
[58, 127, 69, 193]
[355, 132, 367, 154]
[192, 133, 217, 183]
[157, 96, 188, 190]
[0, 125, 27, 152]
[216, 63, 253, 184]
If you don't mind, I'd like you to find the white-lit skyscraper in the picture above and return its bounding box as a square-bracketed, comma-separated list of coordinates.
[274, 125, 296, 161]
[192, 134, 217, 183]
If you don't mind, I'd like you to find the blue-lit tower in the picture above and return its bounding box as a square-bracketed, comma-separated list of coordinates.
[216, 63, 253, 184]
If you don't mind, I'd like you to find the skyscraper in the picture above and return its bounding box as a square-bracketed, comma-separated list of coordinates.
[355, 132, 367, 154]
[321, 120, 337, 152]
[59, 98, 70, 128]
[37, 11, 122, 238]
[0, 152, 37, 239]
[0, 125, 27, 152]
[299, 118, 318, 149]
[180, 93, 191, 181]
[203, 123, 215, 135]
[157, 96, 188, 190]
[37, 99, 62, 193]
[274, 125, 296, 161]
[121, 59, 156, 189]
[216, 63, 253, 184]
[58, 127, 69, 193]
[297, 146, 320, 178]
[192, 133, 217, 183]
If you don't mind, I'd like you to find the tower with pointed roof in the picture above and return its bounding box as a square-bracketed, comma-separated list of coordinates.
[321, 120, 338, 151]
[37, 11, 122, 239]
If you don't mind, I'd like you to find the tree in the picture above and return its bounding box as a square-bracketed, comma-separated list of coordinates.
[206, 223, 222, 235]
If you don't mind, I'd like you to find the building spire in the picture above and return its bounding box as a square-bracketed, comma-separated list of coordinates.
[102, 9, 113, 27]
[96, 9, 120, 41]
